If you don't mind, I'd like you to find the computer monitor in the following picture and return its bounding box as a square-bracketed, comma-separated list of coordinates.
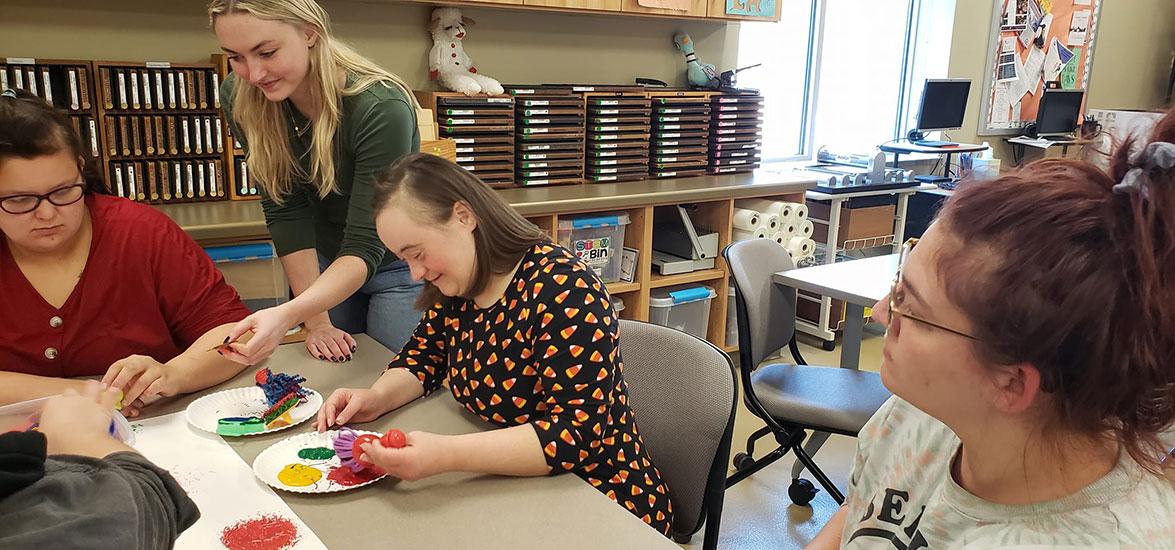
[1035, 89, 1085, 137]
[908, 79, 971, 143]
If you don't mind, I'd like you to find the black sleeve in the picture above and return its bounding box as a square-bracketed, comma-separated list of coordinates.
[0, 451, 200, 549]
[0, 431, 47, 500]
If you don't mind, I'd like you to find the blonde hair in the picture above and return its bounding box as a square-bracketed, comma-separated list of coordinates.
[208, 0, 420, 202]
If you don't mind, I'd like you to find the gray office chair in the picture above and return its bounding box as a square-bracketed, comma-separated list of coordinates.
[618, 319, 738, 550]
[723, 239, 891, 505]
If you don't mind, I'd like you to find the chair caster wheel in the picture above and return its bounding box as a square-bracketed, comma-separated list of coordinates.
[733, 452, 754, 471]
[821, 340, 836, 351]
[788, 478, 819, 506]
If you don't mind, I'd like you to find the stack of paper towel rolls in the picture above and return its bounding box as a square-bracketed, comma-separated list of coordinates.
[733, 199, 816, 262]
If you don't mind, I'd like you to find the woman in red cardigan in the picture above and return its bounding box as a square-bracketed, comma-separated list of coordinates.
[0, 89, 252, 416]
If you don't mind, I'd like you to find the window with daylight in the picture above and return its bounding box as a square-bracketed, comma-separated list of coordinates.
[737, 0, 957, 161]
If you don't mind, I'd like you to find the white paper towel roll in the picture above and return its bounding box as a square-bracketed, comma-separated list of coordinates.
[793, 203, 809, 221]
[732, 208, 762, 231]
[733, 227, 770, 241]
[788, 236, 815, 258]
[771, 232, 787, 246]
[762, 214, 780, 232]
[778, 203, 794, 221]
[735, 198, 787, 215]
[799, 219, 814, 238]
[780, 223, 798, 239]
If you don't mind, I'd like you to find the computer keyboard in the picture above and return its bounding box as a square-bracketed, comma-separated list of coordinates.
[912, 140, 957, 147]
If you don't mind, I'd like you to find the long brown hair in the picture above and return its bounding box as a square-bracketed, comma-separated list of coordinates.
[209, 0, 420, 203]
[935, 108, 1175, 472]
[372, 153, 546, 309]
[0, 89, 106, 194]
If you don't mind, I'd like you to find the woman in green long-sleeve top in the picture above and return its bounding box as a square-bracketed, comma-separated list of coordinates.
[210, 0, 423, 365]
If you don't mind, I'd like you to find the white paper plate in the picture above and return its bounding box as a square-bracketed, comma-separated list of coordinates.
[185, 386, 322, 436]
[253, 429, 388, 493]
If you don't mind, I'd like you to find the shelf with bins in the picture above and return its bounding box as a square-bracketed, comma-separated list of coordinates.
[93, 59, 232, 204]
[1, 57, 103, 161]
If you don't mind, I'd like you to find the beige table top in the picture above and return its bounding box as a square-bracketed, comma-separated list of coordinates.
[147, 334, 677, 549]
[156, 170, 814, 244]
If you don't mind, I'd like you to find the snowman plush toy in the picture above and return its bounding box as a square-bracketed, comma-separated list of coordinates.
[428, 7, 504, 96]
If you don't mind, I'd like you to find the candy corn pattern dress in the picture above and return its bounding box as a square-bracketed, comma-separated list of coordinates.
[387, 242, 674, 536]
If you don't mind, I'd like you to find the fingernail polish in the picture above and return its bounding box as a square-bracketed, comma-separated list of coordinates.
[331, 357, 338, 362]
[318, 355, 326, 360]
[223, 336, 229, 344]
[351, 345, 357, 352]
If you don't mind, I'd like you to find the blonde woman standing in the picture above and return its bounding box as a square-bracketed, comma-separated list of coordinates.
[211, 0, 422, 365]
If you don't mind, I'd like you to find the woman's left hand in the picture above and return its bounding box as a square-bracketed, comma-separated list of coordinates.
[101, 355, 177, 418]
[303, 316, 357, 363]
[359, 431, 455, 481]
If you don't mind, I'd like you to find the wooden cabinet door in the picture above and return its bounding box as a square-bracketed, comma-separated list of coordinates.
[621, 0, 708, 18]
[707, 0, 781, 21]
[524, 0, 622, 11]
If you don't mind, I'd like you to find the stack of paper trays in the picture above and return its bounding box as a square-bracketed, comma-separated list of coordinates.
[507, 85, 585, 187]
[708, 91, 764, 175]
[427, 93, 516, 188]
[581, 87, 651, 183]
[649, 92, 713, 179]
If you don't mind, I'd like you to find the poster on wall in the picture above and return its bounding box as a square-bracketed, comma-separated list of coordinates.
[978, 0, 1103, 135]
[725, 0, 776, 18]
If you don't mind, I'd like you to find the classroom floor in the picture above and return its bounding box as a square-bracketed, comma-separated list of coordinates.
[680, 325, 888, 550]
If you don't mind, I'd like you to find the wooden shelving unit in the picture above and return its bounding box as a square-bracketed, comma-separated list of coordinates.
[1, 57, 103, 162]
[522, 191, 802, 350]
[92, 59, 229, 204]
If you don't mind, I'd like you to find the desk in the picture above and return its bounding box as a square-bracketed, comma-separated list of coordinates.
[146, 335, 677, 549]
[878, 142, 989, 178]
[773, 254, 897, 369]
[1005, 136, 1096, 166]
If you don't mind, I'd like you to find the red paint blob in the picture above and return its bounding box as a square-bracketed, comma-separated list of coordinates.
[327, 465, 384, 486]
[219, 514, 300, 550]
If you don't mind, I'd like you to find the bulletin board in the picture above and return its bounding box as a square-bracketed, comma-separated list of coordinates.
[977, 0, 1103, 135]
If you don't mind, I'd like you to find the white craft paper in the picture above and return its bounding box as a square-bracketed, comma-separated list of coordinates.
[1068, 10, 1090, 46]
[1074, 0, 1091, 5]
[130, 412, 327, 550]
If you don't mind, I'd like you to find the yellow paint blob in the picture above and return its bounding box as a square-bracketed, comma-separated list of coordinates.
[277, 464, 323, 487]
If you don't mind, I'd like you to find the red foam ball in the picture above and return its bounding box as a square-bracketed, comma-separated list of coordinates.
[381, 429, 407, 449]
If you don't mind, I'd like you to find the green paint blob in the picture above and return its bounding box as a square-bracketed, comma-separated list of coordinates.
[297, 447, 336, 460]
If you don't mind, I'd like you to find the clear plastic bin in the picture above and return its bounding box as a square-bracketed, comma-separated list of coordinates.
[649, 284, 717, 339]
[612, 296, 625, 315]
[205, 242, 289, 312]
[557, 212, 630, 284]
[726, 285, 738, 347]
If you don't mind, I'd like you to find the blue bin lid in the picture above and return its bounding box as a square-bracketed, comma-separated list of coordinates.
[649, 285, 717, 307]
[204, 243, 275, 263]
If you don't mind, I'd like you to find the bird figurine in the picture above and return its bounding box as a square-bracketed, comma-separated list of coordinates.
[674, 33, 721, 89]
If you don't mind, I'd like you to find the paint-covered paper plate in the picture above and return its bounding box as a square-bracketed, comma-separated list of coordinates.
[253, 430, 387, 493]
[185, 386, 323, 436]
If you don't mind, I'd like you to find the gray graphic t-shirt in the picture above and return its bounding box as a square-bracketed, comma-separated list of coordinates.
[841, 396, 1175, 549]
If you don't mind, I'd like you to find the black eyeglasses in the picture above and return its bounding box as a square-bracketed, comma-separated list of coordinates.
[0, 183, 86, 215]
[889, 238, 981, 341]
